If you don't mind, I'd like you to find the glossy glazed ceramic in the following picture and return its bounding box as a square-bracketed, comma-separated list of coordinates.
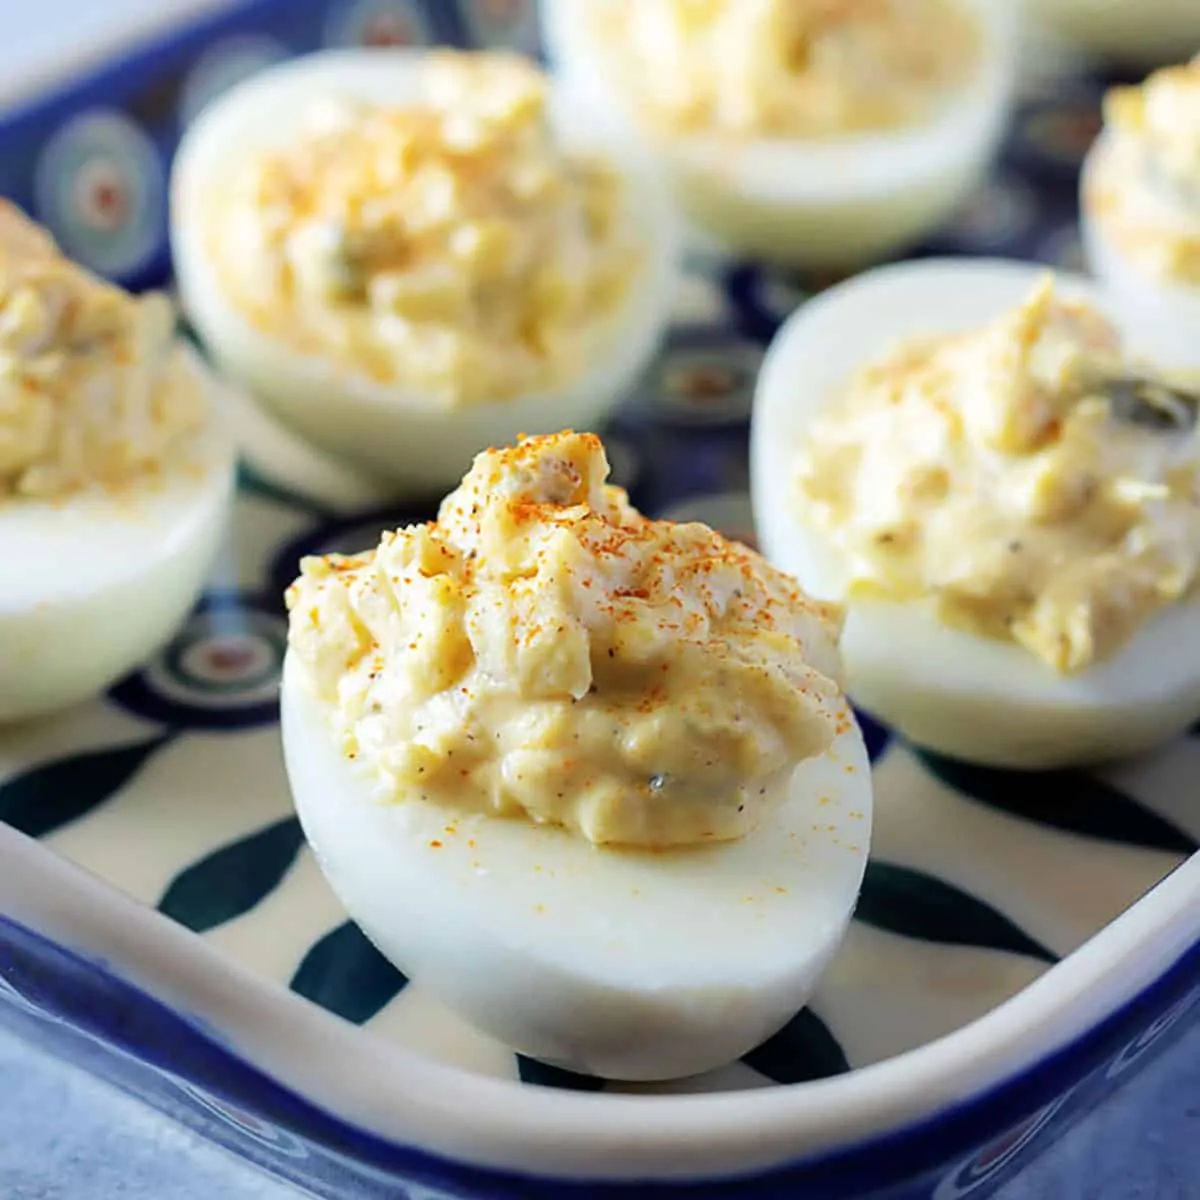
[0, 3, 1196, 1198]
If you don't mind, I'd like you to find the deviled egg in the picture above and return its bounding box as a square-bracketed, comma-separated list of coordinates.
[541, 0, 1017, 268]
[0, 204, 234, 722]
[1082, 57, 1200, 371]
[1030, 0, 1200, 68]
[172, 49, 675, 495]
[282, 431, 872, 1080]
[752, 258, 1200, 769]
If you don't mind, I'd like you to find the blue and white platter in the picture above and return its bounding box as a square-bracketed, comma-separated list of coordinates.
[1, 2, 1198, 1198]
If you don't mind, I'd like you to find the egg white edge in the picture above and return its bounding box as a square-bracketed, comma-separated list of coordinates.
[280, 651, 872, 1080]
[0, 344, 236, 615]
[749, 256, 1200, 728]
[539, 0, 1019, 201]
[169, 47, 679, 429]
[1080, 131, 1200, 367]
[279, 653, 873, 992]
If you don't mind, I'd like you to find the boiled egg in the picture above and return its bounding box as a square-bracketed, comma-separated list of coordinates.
[751, 258, 1200, 768]
[280, 429, 871, 1080]
[1028, 0, 1200, 68]
[1081, 172, 1200, 372]
[281, 657, 871, 1081]
[540, 0, 1017, 269]
[0, 345, 234, 723]
[1081, 64, 1200, 372]
[171, 48, 676, 496]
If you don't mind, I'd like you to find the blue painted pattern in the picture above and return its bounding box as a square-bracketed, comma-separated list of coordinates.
[1, 914, 1198, 1199]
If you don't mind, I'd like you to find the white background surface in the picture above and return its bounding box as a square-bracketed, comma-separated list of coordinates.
[2, 0, 233, 106]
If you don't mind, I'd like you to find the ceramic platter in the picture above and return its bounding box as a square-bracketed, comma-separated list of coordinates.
[1, 2, 1198, 1198]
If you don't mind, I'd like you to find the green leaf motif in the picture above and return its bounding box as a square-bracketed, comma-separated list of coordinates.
[0, 733, 176, 839]
[517, 1009, 848, 1091]
[856, 861, 1058, 965]
[853, 707, 892, 764]
[742, 1007, 850, 1084]
[919, 751, 1198, 857]
[289, 921, 407, 1025]
[517, 1057, 606, 1091]
[157, 817, 305, 933]
[174, 316, 200, 349]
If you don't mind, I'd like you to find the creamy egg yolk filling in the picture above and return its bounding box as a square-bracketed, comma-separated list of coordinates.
[0, 203, 205, 500]
[208, 51, 636, 407]
[1088, 56, 1200, 284]
[586, 0, 982, 140]
[286, 431, 846, 849]
[795, 278, 1200, 674]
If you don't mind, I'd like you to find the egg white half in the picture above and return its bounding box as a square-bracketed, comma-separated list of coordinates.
[171, 49, 678, 497]
[541, 0, 1017, 268]
[281, 656, 872, 1081]
[751, 257, 1200, 769]
[0, 350, 235, 723]
[1081, 133, 1200, 373]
